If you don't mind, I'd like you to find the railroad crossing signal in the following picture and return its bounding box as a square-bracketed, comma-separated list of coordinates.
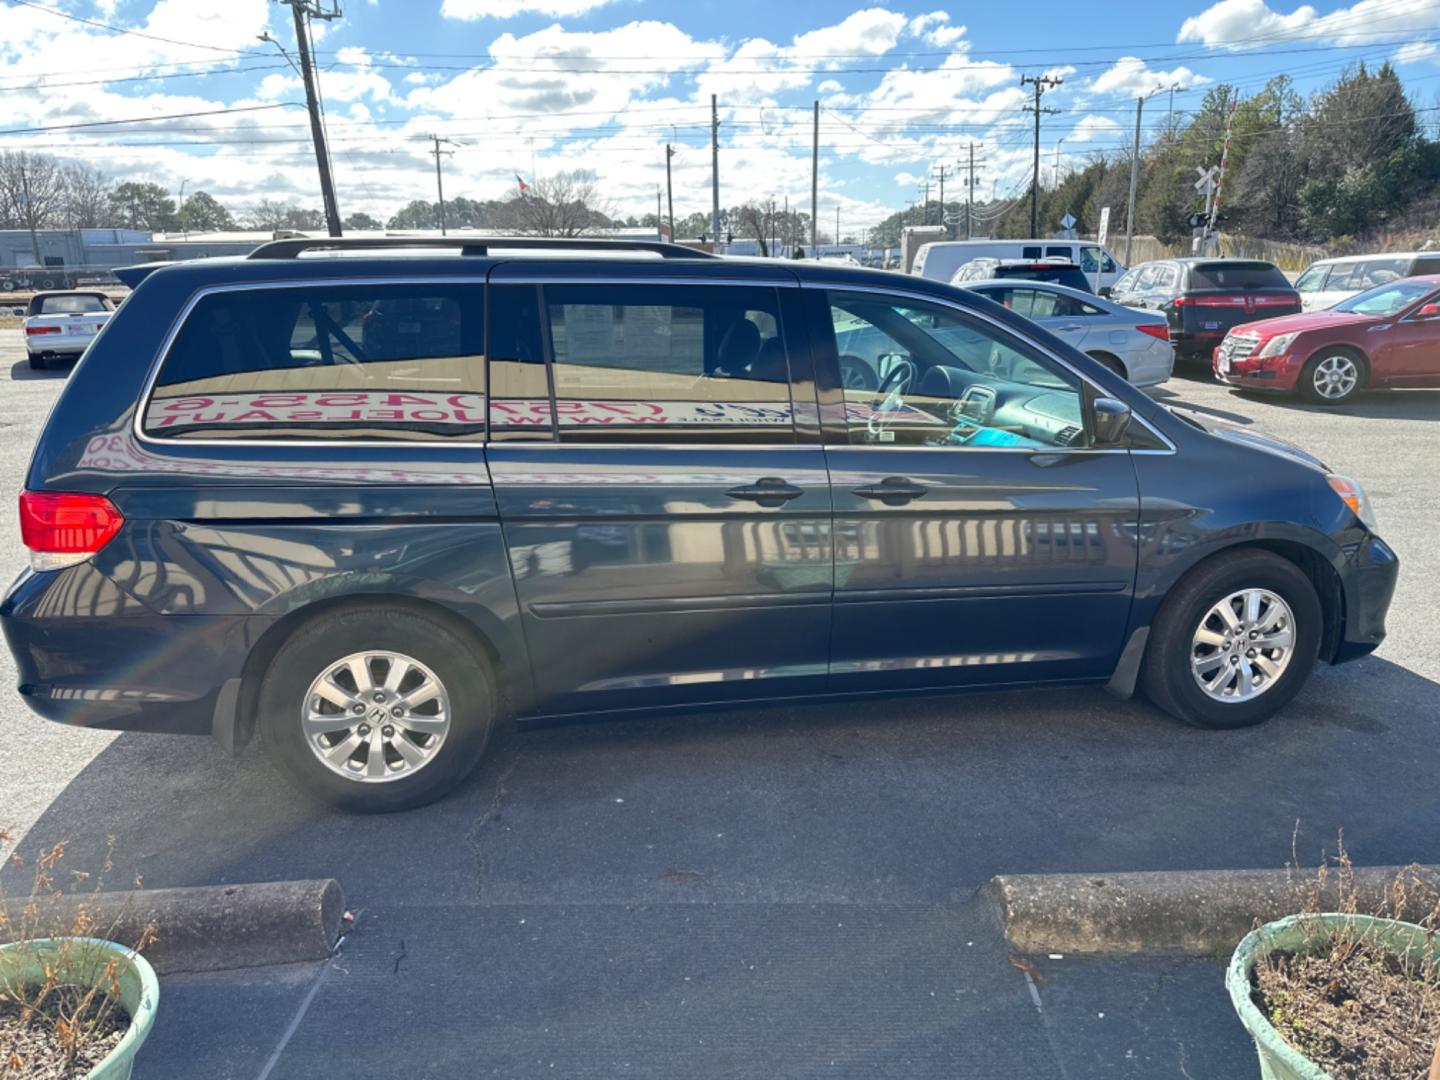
[1194, 165, 1219, 195]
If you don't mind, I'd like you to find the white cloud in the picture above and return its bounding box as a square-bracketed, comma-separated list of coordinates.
[1068, 114, 1122, 143]
[790, 8, 908, 64]
[1394, 40, 1439, 64]
[441, 0, 620, 19]
[1089, 57, 1209, 97]
[906, 12, 966, 48]
[817, 79, 844, 94]
[1178, 0, 1440, 49]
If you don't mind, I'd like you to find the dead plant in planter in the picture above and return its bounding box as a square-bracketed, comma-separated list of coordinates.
[0, 828, 157, 1079]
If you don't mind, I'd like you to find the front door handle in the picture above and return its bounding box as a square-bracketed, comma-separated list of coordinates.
[726, 476, 804, 507]
[851, 476, 928, 505]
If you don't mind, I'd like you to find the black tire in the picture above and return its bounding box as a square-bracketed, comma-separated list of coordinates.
[1298, 349, 1365, 405]
[1089, 352, 1127, 380]
[1141, 549, 1322, 730]
[258, 606, 495, 812]
[28, 354, 46, 371]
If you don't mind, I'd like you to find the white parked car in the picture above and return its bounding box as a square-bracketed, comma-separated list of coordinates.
[1294, 252, 1440, 312]
[912, 238, 1126, 293]
[16, 291, 116, 370]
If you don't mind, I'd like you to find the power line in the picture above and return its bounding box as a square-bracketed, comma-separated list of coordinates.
[0, 102, 301, 136]
[7, 0, 256, 56]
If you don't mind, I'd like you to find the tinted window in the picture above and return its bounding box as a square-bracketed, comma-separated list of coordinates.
[144, 283, 486, 441]
[1187, 262, 1290, 290]
[1045, 246, 1072, 259]
[35, 294, 110, 315]
[1021, 246, 1042, 259]
[1413, 257, 1440, 276]
[539, 283, 793, 444]
[824, 292, 1088, 450]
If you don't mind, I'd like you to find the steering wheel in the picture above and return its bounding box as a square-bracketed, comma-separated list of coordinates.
[867, 358, 916, 439]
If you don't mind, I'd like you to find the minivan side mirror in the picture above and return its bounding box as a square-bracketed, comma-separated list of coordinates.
[1090, 397, 1132, 446]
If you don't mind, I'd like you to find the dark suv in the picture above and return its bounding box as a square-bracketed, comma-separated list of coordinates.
[2, 238, 1397, 812]
[1110, 258, 1301, 362]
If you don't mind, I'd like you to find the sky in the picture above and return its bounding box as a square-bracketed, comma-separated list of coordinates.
[3, 0, 1440, 232]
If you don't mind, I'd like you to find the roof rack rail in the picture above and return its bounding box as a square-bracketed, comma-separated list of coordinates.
[246, 236, 718, 260]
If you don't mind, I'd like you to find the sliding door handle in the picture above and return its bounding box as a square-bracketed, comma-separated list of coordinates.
[726, 477, 804, 507]
[851, 476, 928, 505]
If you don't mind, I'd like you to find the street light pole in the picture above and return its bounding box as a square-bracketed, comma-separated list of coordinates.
[665, 143, 675, 240]
[429, 134, 456, 235]
[268, 2, 343, 237]
[1124, 93, 1147, 266]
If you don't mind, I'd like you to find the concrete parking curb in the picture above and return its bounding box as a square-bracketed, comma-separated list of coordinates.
[989, 866, 1439, 956]
[2, 879, 344, 975]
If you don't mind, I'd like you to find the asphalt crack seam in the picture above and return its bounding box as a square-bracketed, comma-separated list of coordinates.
[466, 750, 523, 901]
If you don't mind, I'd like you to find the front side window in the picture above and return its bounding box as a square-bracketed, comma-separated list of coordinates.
[1294, 265, 1329, 293]
[1112, 269, 1139, 294]
[824, 292, 1089, 451]
[540, 283, 793, 444]
[143, 284, 486, 441]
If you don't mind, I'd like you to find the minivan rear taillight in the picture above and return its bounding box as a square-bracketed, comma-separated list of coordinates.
[18, 491, 124, 571]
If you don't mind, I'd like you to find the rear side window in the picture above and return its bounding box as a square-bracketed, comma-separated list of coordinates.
[1021, 246, 1042, 259]
[1187, 262, 1290, 290]
[34, 294, 110, 315]
[143, 283, 486, 441]
[539, 283, 793, 444]
[1413, 257, 1440, 276]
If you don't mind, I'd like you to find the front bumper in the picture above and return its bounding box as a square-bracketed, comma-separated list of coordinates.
[1212, 348, 1302, 391]
[1332, 532, 1399, 664]
[1, 566, 267, 734]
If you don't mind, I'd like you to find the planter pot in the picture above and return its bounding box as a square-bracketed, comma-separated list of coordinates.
[1226, 913, 1438, 1080]
[0, 937, 159, 1079]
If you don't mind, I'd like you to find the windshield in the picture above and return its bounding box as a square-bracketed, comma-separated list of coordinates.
[1332, 279, 1436, 316]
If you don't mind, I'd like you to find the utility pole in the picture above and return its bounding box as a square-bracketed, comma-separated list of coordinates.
[933, 164, 949, 238]
[664, 143, 676, 240]
[1053, 139, 1064, 188]
[810, 100, 819, 254]
[923, 178, 930, 225]
[1021, 74, 1062, 237]
[19, 166, 40, 265]
[710, 94, 722, 249]
[656, 188, 663, 240]
[834, 205, 840, 247]
[1124, 93, 1147, 266]
[965, 143, 986, 241]
[275, 1, 343, 237]
[428, 134, 456, 235]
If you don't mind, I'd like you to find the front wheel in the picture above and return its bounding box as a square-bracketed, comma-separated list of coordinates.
[1299, 350, 1364, 405]
[1141, 550, 1321, 729]
[258, 606, 496, 812]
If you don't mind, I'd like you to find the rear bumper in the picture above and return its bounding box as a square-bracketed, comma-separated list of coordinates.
[1, 567, 267, 734]
[1332, 532, 1399, 664]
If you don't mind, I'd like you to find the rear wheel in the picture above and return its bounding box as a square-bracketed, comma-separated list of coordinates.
[258, 607, 495, 812]
[1299, 350, 1364, 405]
[27, 354, 45, 370]
[1089, 352, 1127, 380]
[1141, 550, 1321, 729]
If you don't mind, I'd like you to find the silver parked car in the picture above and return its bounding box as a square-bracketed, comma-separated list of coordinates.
[960, 279, 1173, 388]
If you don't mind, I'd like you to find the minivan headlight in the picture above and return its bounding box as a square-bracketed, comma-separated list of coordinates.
[1257, 332, 1299, 358]
[1327, 475, 1377, 530]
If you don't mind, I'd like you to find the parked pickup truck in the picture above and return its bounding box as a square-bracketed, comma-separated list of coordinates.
[15, 291, 116, 370]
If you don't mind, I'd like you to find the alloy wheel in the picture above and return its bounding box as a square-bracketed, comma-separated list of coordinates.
[1312, 355, 1358, 400]
[301, 650, 451, 782]
[1189, 588, 1296, 703]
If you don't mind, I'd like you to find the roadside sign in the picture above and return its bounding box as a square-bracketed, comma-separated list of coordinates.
[1194, 165, 1219, 195]
[1097, 206, 1110, 246]
[1059, 212, 1076, 230]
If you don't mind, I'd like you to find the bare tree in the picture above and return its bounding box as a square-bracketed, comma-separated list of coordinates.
[505, 171, 613, 237]
[60, 163, 113, 228]
[0, 151, 66, 233]
[240, 197, 295, 231]
[735, 201, 773, 256]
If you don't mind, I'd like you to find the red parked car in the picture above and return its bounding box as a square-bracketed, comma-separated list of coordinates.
[1214, 275, 1440, 403]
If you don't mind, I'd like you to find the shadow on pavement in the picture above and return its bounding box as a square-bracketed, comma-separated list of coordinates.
[8, 358, 71, 381]
[11, 655, 1438, 1077]
[1224, 386, 1440, 423]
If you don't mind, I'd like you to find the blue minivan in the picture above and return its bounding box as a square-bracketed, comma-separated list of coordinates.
[1, 238, 1398, 812]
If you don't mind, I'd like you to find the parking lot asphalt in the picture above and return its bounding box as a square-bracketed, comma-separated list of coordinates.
[1, 332, 1436, 1078]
